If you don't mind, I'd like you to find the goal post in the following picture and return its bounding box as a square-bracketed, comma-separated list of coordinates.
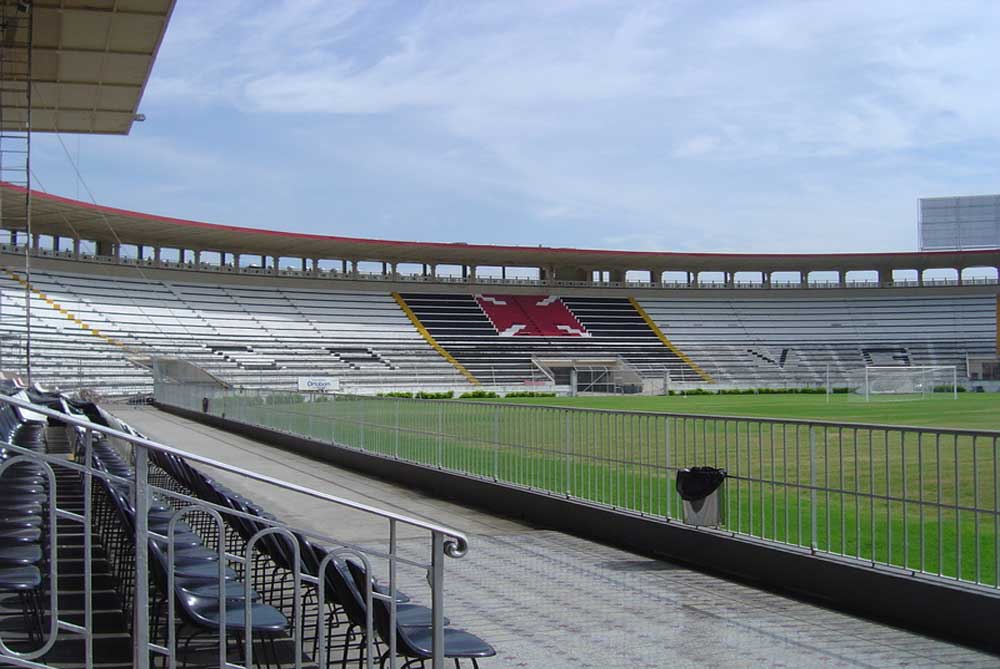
[848, 365, 958, 402]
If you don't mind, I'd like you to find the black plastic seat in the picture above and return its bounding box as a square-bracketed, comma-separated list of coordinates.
[0, 527, 42, 543]
[347, 561, 493, 668]
[383, 626, 497, 668]
[0, 565, 41, 591]
[0, 543, 42, 565]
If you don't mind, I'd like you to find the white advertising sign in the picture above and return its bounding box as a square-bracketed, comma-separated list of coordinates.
[297, 377, 341, 392]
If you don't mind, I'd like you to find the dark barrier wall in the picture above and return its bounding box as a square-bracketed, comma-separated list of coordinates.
[158, 401, 1000, 653]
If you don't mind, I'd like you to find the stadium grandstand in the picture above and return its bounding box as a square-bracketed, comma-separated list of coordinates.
[2, 2, 1000, 669]
[0, 183, 998, 398]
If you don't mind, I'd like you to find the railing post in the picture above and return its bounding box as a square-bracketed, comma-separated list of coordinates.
[431, 531, 445, 668]
[83, 428, 94, 669]
[331, 395, 337, 445]
[493, 405, 500, 480]
[394, 398, 400, 458]
[437, 402, 444, 468]
[564, 410, 571, 495]
[133, 445, 151, 669]
[665, 416, 671, 520]
[360, 397, 366, 450]
[809, 425, 818, 553]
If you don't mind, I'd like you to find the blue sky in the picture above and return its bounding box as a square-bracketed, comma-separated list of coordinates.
[29, 0, 1000, 254]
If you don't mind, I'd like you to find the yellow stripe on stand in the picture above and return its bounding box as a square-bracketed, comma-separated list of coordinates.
[392, 292, 480, 385]
[629, 296, 714, 383]
[3, 267, 129, 349]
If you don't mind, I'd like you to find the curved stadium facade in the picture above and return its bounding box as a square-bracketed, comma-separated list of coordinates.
[0, 184, 997, 397]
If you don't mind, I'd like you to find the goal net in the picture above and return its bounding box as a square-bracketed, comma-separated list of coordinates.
[848, 366, 958, 402]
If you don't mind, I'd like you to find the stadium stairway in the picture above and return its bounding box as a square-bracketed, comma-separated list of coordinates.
[0, 415, 134, 667]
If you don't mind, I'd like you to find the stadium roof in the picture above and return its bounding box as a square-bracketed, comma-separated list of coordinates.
[7, 183, 1000, 273]
[0, 0, 175, 134]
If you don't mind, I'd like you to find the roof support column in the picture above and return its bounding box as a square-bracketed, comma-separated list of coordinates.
[154, 247, 161, 265]
[234, 253, 241, 271]
[468, 265, 477, 281]
[917, 269, 924, 286]
[798, 270, 806, 286]
[957, 268, 964, 286]
[762, 271, 771, 287]
[311, 258, 319, 276]
[836, 270, 844, 286]
[31, 233, 39, 251]
[608, 269, 624, 283]
[301, 258, 307, 272]
[272, 256, 279, 274]
[501, 266, 507, 280]
[389, 262, 398, 280]
[72, 238, 80, 258]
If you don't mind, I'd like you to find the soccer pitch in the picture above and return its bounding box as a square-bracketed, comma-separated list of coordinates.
[488, 392, 1000, 431]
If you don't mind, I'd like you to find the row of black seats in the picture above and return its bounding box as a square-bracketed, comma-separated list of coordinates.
[85, 432, 294, 666]
[80, 410, 494, 668]
[148, 445, 496, 668]
[0, 399, 52, 649]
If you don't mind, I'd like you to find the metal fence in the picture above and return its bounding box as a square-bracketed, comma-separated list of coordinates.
[158, 383, 1000, 592]
[0, 393, 467, 669]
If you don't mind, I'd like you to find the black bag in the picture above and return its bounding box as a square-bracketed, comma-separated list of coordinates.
[675, 467, 727, 502]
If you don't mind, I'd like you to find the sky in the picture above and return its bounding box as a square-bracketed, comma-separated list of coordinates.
[29, 0, 1000, 254]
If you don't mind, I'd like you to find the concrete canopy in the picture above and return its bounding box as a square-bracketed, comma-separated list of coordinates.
[6, 183, 1000, 276]
[1, 0, 175, 134]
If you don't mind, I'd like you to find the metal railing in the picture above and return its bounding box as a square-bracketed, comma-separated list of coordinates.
[0, 393, 468, 669]
[6, 244, 997, 291]
[158, 384, 1000, 593]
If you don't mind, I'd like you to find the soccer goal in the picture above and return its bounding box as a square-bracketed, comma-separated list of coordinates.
[848, 366, 958, 402]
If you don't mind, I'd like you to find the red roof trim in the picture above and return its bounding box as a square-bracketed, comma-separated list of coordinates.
[8, 183, 999, 261]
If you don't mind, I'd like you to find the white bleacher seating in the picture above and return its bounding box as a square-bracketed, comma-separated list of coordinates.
[0, 269, 465, 396]
[639, 294, 996, 386]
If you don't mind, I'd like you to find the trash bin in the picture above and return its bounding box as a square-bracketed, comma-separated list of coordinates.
[676, 467, 727, 526]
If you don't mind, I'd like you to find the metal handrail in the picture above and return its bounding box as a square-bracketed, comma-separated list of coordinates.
[0, 392, 469, 668]
[283, 392, 1000, 439]
[169, 385, 1000, 593]
[0, 393, 469, 557]
[6, 244, 998, 291]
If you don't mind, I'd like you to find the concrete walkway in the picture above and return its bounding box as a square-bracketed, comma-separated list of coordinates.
[112, 407, 1000, 669]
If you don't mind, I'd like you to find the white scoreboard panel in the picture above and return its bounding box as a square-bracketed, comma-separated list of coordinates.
[919, 194, 1000, 251]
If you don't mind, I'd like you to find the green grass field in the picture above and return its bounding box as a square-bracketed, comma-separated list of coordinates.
[210, 390, 1000, 586]
[489, 392, 1000, 431]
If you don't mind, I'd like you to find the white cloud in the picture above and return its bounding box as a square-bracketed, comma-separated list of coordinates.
[79, 1, 1000, 252]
